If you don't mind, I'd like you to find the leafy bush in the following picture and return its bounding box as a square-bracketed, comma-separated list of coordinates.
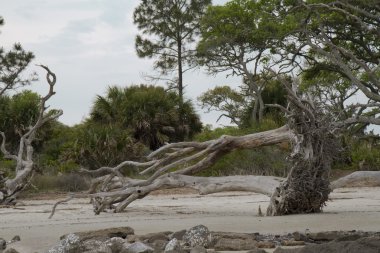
[90, 85, 202, 150]
[349, 141, 380, 171]
[60, 122, 148, 170]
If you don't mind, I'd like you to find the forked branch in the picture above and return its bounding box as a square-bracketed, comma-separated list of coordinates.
[0, 65, 61, 205]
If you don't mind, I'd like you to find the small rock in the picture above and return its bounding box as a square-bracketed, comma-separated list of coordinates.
[281, 240, 305, 246]
[165, 238, 181, 252]
[139, 232, 169, 243]
[307, 231, 339, 241]
[71, 227, 135, 241]
[150, 239, 167, 251]
[4, 249, 20, 253]
[10, 236, 20, 242]
[183, 225, 211, 248]
[273, 247, 301, 253]
[292, 232, 307, 242]
[247, 248, 267, 253]
[333, 234, 362, 242]
[190, 245, 207, 253]
[47, 233, 83, 253]
[105, 237, 126, 252]
[82, 239, 110, 253]
[256, 241, 276, 248]
[0, 238, 6, 250]
[276, 236, 380, 253]
[214, 238, 257, 251]
[170, 230, 187, 240]
[123, 242, 153, 253]
[127, 235, 139, 243]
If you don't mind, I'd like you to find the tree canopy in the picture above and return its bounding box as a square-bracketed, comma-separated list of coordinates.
[133, 0, 211, 104]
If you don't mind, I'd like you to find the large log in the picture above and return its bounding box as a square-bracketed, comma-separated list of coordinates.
[49, 171, 380, 218]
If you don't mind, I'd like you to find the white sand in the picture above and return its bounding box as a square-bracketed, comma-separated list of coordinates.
[1, 187, 380, 253]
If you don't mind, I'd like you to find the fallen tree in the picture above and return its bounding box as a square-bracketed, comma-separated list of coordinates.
[0, 65, 62, 205]
[50, 77, 343, 217]
[49, 83, 380, 217]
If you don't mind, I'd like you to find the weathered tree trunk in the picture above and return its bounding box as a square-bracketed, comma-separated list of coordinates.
[0, 66, 62, 205]
[266, 80, 339, 215]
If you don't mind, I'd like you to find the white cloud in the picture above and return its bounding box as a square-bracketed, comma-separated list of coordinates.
[78, 22, 124, 46]
[1, 7, 101, 47]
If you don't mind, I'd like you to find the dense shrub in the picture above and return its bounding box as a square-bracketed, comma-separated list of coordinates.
[31, 173, 89, 192]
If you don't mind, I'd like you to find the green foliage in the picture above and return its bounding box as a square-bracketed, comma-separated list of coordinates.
[335, 137, 380, 171]
[197, 0, 292, 123]
[35, 122, 79, 173]
[198, 78, 286, 128]
[0, 159, 16, 177]
[60, 122, 147, 170]
[197, 0, 291, 70]
[196, 117, 281, 142]
[90, 85, 202, 150]
[30, 174, 89, 193]
[198, 86, 247, 126]
[0, 90, 53, 153]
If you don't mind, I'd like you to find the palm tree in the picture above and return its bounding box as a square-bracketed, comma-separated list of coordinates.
[89, 85, 202, 150]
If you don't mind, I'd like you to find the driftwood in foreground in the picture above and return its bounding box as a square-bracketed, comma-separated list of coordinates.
[0, 66, 62, 205]
[49, 170, 380, 219]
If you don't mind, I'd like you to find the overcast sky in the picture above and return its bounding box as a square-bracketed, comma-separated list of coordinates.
[1, 0, 240, 126]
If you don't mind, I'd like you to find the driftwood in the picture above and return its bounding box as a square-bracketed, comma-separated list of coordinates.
[331, 171, 380, 189]
[0, 65, 62, 205]
[49, 170, 380, 219]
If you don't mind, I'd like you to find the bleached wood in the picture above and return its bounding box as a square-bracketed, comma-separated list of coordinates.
[331, 171, 380, 189]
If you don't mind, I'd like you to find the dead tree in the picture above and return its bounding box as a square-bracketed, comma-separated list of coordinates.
[0, 65, 62, 205]
[266, 81, 340, 215]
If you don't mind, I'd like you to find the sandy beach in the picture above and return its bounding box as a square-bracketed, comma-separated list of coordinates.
[1, 187, 380, 252]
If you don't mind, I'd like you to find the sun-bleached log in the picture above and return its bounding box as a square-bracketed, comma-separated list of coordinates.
[48, 170, 380, 218]
[331, 171, 380, 189]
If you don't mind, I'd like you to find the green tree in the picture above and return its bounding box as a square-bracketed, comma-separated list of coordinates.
[198, 86, 249, 127]
[198, 77, 287, 127]
[133, 0, 211, 106]
[90, 85, 202, 150]
[197, 0, 287, 123]
[276, 0, 380, 126]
